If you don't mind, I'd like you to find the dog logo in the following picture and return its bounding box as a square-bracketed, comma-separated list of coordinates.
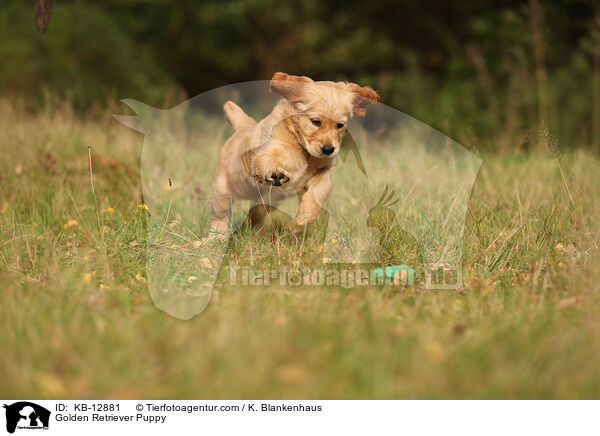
[3, 402, 50, 434]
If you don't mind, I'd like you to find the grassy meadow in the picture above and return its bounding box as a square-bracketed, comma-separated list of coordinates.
[1, 99, 600, 399]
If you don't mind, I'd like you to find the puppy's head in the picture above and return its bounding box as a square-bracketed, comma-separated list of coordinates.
[270, 72, 379, 158]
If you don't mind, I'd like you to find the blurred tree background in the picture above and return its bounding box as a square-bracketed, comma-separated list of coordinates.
[1, 0, 598, 150]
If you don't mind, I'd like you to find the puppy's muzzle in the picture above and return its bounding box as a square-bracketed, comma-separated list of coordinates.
[321, 144, 335, 156]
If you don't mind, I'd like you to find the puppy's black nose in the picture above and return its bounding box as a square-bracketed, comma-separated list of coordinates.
[321, 144, 335, 155]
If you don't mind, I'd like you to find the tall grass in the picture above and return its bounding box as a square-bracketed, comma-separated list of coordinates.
[0, 96, 599, 398]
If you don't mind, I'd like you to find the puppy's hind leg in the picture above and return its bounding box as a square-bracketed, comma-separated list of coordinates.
[246, 202, 295, 235]
[208, 171, 233, 238]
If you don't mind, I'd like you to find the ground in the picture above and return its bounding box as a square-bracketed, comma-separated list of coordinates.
[1, 101, 599, 399]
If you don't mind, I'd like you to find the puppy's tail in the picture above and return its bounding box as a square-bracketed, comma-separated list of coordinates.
[223, 101, 256, 130]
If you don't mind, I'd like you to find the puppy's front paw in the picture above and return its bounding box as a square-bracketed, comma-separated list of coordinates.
[294, 208, 319, 228]
[255, 167, 290, 186]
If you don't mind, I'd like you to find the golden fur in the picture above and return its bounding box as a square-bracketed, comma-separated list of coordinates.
[208, 72, 379, 236]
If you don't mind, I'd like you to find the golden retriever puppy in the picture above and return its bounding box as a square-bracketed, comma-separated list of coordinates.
[208, 72, 379, 237]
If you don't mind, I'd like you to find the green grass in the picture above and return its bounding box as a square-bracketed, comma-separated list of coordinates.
[1, 100, 600, 399]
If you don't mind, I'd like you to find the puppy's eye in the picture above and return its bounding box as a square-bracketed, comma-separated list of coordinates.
[311, 119, 321, 127]
[337, 122, 345, 129]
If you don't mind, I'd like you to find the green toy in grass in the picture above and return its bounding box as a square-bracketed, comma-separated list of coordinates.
[372, 264, 415, 285]
[368, 185, 421, 286]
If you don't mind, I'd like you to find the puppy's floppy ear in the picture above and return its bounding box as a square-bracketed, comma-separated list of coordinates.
[343, 83, 380, 117]
[269, 72, 314, 106]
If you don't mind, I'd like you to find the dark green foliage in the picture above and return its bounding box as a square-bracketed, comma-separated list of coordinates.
[0, 1, 175, 108]
[0, 0, 598, 148]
